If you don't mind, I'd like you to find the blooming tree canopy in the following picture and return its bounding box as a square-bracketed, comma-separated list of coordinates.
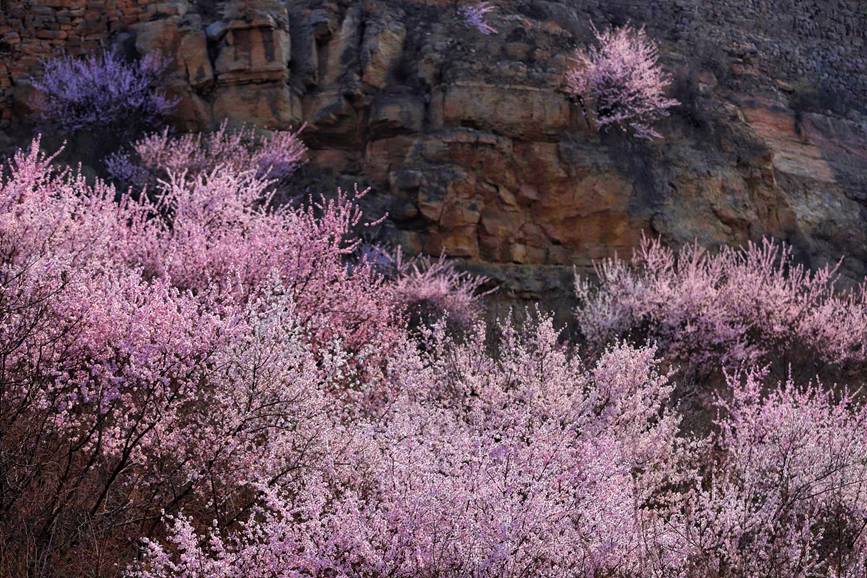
[31, 50, 175, 135]
[566, 24, 679, 140]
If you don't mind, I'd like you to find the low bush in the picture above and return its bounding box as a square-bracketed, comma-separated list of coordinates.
[575, 236, 867, 373]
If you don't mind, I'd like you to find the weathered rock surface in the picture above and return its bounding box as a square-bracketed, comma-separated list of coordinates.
[2, 0, 866, 313]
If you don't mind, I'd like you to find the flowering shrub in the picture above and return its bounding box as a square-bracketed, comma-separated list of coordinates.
[676, 372, 867, 576]
[106, 122, 307, 190]
[460, 2, 497, 35]
[391, 252, 489, 332]
[565, 24, 678, 140]
[119, 336, 867, 577]
[575, 236, 867, 372]
[31, 50, 175, 135]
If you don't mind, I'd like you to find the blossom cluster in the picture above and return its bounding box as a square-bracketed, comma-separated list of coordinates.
[130, 328, 867, 578]
[576, 236, 867, 373]
[31, 50, 175, 135]
[566, 24, 679, 140]
[105, 121, 308, 190]
[460, 2, 498, 35]
[131, 322, 689, 577]
[0, 138, 478, 574]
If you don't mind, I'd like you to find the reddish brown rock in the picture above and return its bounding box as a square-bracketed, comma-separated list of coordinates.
[370, 94, 425, 134]
[133, 17, 181, 59]
[433, 82, 573, 140]
[360, 17, 406, 89]
[741, 101, 835, 183]
[178, 30, 213, 89]
[214, 21, 291, 84]
[213, 83, 299, 128]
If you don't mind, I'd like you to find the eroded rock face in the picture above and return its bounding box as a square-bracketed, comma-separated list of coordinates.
[2, 0, 866, 309]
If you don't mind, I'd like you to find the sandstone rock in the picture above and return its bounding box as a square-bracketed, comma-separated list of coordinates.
[206, 21, 228, 42]
[535, 172, 638, 252]
[170, 88, 211, 130]
[518, 184, 541, 202]
[433, 82, 572, 140]
[480, 206, 522, 238]
[370, 94, 425, 135]
[303, 90, 357, 134]
[360, 17, 406, 88]
[364, 136, 415, 182]
[133, 17, 181, 59]
[515, 141, 568, 182]
[417, 183, 447, 223]
[178, 30, 213, 89]
[146, 0, 189, 18]
[220, 0, 286, 24]
[213, 83, 298, 128]
[11, 79, 39, 117]
[308, 9, 337, 41]
[215, 21, 290, 84]
[388, 196, 419, 222]
[309, 149, 353, 172]
[741, 101, 836, 183]
[428, 226, 479, 258]
[510, 243, 546, 264]
[498, 187, 518, 207]
[395, 229, 424, 255]
[440, 198, 482, 228]
[319, 4, 363, 87]
[519, 223, 549, 247]
[133, 19, 213, 91]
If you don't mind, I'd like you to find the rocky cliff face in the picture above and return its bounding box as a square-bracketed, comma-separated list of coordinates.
[2, 0, 866, 314]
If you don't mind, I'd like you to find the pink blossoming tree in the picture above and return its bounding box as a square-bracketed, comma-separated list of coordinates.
[105, 121, 308, 190]
[392, 252, 490, 332]
[566, 24, 679, 140]
[130, 319, 691, 577]
[0, 138, 480, 574]
[674, 372, 867, 576]
[575, 236, 867, 374]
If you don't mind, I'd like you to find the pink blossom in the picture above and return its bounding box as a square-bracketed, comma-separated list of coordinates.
[575, 235, 867, 372]
[674, 371, 867, 576]
[392, 251, 489, 331]
[566, 24, 678, 140]
[0, 139, 428, 573]
[461, 2, 498, 35]
[131, 318, 689, 577]
[106, 121, 307, 189]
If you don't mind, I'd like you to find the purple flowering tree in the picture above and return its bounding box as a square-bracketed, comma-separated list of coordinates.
[31, 50, 175, 136]
[460, 2, 497, 35]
